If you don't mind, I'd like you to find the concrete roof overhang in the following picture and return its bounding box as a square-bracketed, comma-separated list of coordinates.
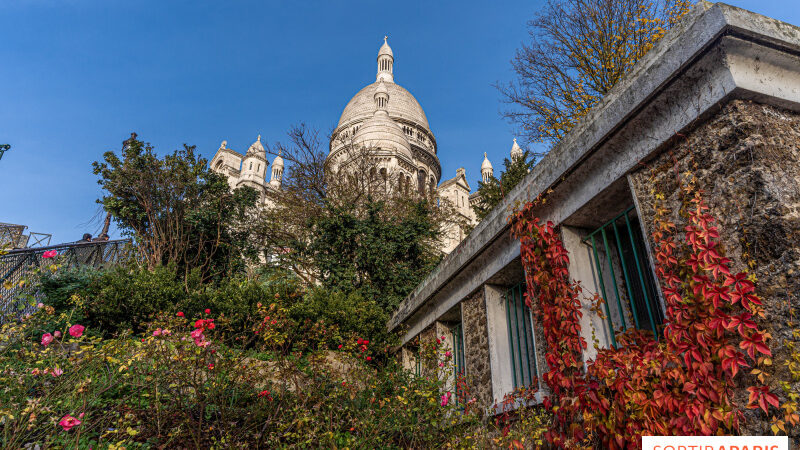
[388, 2, 800, 346]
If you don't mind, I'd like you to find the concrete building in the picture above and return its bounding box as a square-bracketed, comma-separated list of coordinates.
[388, 2, 800, 436]
[209, 136, 284, 207]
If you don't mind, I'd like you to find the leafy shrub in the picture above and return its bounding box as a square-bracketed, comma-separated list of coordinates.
[0, 299, 481, 448]
[288, 287, 393, 350]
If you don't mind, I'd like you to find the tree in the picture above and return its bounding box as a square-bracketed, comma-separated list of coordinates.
[472, 150, 536, 221]
[92, 133, 260, 284]
[305, 200, 442, 312]
[252, 124, 464, 287]
[498, 0, 692, 147]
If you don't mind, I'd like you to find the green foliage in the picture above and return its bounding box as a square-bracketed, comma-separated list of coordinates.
[0, 296, 481, 448]
[92, 133, 260, 283]
[304, 200, 442, 312]
[289, 287, 392, 349]
[472, 150, 536, 221]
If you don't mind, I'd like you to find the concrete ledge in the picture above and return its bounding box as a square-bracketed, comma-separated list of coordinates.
[388, 2, 800, 342]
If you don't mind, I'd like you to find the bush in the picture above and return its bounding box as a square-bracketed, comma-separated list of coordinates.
[288, 287, 393, 350]
[0, 299, 481, 448]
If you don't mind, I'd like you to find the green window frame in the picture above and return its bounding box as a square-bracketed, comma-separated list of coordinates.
[505, 283, 537, 390]
[583, 205, 663, 347]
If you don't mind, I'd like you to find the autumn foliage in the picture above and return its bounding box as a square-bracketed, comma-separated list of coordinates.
[510, 189, 790, 448]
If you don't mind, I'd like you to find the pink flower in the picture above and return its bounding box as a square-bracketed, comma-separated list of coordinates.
[445, 351, 452, 358]
[51, 367, 64, 377]
[162, 329, 171, 336]
[58, 414, 81, 431]
[31, 368, 41, 376]
[440, 391, 452, 407]
[438, 362, 444, 368]
[42, 250, 58, 259]
[54, 330, 62, 338]
[41, 333, 54, 346]
[207, 363, 214, 370]
[190, 328, 203, 340]
[37, 302, 44, 308]
[68, 324, 85, 338]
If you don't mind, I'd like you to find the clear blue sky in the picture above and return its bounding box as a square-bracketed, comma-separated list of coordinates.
[1, 0, 797, 245]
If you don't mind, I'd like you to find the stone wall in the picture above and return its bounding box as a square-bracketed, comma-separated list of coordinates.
[629, 99, 800, 437]
[461, 289, 493, 409]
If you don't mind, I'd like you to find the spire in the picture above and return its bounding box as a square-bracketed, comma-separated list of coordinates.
[481, 152, 494, 183]
[510, 138, 523, 161]
[377, 36, 394, 83]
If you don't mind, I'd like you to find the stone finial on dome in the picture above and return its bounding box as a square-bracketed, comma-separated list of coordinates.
[377, 36, 394, 83]
[219, 140, 227, 150]
[481, 152, 494, 182]
[510, 138, 523, 161]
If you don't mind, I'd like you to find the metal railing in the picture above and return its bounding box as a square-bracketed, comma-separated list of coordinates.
[505, 282, 537, 389]
[0, 239, 133, 317]
[582, 206, 663, 346]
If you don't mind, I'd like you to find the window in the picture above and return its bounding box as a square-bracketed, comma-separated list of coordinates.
[505, 283, 537, 390]
[583, 206, 663, 346]
[451, 323, 466, 400]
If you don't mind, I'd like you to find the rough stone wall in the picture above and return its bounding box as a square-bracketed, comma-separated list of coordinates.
[629, 100, 800, 438]
[461, 289, 493, 409]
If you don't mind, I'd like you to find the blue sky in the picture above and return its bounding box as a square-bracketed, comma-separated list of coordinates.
[1, 0, 797, 245]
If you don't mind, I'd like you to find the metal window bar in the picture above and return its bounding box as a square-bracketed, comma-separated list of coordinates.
[583, 206, 663, 345]
[451, 322, 466, 401]
[505, 283, 537, 390]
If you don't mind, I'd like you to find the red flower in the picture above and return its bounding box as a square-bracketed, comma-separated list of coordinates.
[195, 319, 205, 329]
[338, 344, 343, 349]
[366, 356, 372, 361]
[42, 250, 58, 259]
[208, 363, 214, 370]
[204, 308, 211, 314]
[41, 333, 54, 346]
[58, 414, 81, 431]
[177, 311, 184, 317]
[68, 324, 85, 338]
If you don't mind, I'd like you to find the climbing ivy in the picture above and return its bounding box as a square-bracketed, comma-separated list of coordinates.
[509, 186, 792, 448]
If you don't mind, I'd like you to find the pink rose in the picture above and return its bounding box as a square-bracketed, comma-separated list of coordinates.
[440, 391, 452, 407]
[152, 328, 162, 336]
[54, 330, 62, 338]
[41, 333, 54, 346]
[51, 367, 64, 377]
[68, 324, 85, 338]
[445, 351, 452, 357]
[42, 250, 58, 259]
[37, 302, 44, 308]
[58, 414, 81, 431]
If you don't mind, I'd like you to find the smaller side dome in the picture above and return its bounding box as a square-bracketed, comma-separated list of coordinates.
[481, 152, 493, 170]
[247, 135, 266, 157]
[272, 150, 284, 168]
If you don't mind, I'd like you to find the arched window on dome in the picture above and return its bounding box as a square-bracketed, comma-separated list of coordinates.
[215, 160, 224, 170]
[369, 167, 377, 181]
[417, 169, 427, 195]
[380, 167, 387, 182]
[429, 176, 435, 195]
[405, 175, 411, 195]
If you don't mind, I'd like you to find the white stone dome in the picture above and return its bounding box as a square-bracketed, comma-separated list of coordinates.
[353, 111, 414, 163]
[337, 82, 431, 133]
[481, 152, 493, 170]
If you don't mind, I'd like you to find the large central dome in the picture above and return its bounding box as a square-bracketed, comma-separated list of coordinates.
[328, 37, 441, 186]
[338, 82, 431, 133]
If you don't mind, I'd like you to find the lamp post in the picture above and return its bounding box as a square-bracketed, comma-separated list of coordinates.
[0, 144, 9, 161]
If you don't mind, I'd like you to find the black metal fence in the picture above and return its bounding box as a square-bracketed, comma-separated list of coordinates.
[0, 239, 133, 317]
